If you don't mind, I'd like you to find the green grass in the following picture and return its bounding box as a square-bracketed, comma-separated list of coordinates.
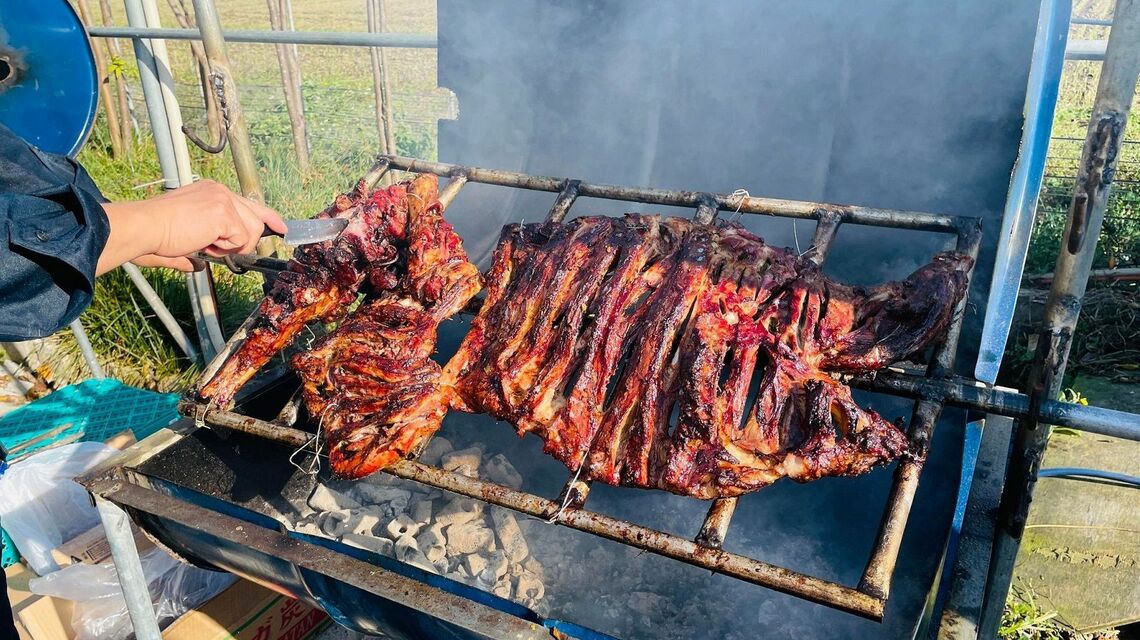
[58, 0, 1140, 397]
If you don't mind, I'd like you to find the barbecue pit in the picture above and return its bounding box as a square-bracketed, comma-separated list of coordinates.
[76, 1, 1140, 638]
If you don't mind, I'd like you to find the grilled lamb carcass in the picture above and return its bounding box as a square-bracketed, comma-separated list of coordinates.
[445, 215, 971, 499]
[196, 179, 412, 409]
[292, 175, 482, 479]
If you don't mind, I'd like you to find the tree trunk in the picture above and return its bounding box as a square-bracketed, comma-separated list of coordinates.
[268, 0, 311, 173]
[97, 0, 133, 152]
[76, 0, 123, 157]
[366, 0, 397, 160]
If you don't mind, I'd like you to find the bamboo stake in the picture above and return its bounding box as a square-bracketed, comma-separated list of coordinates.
[366, 0, 397, 159]
[76, 0, 124, 157]
[98, 0, 134, 151]
[267, 0, 311, 172]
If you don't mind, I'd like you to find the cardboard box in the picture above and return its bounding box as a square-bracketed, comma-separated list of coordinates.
[162, 579, 329, 640]
[6, 563, 74, 640]
[49, 524, 153, 568]
[15, 594, 73, 640]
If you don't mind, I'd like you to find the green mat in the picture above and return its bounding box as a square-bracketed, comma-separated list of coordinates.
[0, 379, 179, 567]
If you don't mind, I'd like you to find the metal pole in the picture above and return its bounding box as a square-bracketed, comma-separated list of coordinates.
[69, 320, 106, 379]
[86, 25, 438, 48]
[121, 264, 200, 361]
[123, 0, 225, 363]
[981, 0, 1140, 635]
[139, 0, 193, 182]
[95, 497, 162, 640]
[189, 0, 274, 259]
[139, 0, 226, 360]
[120, 0, 179, 190]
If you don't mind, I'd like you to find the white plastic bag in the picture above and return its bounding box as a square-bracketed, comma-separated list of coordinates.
[0, 442, 118, 574]
[29, 546, 235, 640]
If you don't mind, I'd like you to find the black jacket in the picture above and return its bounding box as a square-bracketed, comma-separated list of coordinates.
[0, 123, 109, 341]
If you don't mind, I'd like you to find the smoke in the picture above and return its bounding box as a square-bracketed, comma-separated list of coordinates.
[430, 1, 1041, 637]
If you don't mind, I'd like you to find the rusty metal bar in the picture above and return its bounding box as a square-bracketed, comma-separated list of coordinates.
[547, 179, 581, 223]
[694, 193, 718, 224]
[859, 222, 982, 599]
[804, 210, 843, 266]
[695, 497, 738, 549]
[981, 1, 1140, 635]
[379, 155, 970, 233]
[439, 174, 468, 209]
[176, 401, 885, 620]
[88, 479, 550, 639]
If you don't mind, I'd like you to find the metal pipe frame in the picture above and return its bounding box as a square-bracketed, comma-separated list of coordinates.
[980, 0, 1140, 635]
[179, 157, 999, 621]
[88, 473, 550, 639]
[123, 0, 225, 362]
[87, 25, 438, 48]
[96, 496, 163, 640]
[176, 401, 885, 620]
[377, 155, 969, 233]
[181, 155, 1140, 624]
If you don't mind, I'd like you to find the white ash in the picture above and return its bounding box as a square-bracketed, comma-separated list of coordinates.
[482, 454, 524, 489]
[384, 513, 422, 540]
[294, 445, 548, 612]
[445, 521, 496, 555]
[434, 498, 484, 527]
[440, 445, 484, 478]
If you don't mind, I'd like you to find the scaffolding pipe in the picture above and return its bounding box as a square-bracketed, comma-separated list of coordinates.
[68, 321, 105, 379]
[95, 497, 162, 640]
[123, 0, 223, 363]
[121, 264, 200, 361]
[981, 0, 1140, 635]
[87, 25, 437, 48]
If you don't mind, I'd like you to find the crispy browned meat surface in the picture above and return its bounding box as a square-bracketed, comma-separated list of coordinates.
[196, 180, 411, 408]
[445, 215, 971, 498]
[292, 175, 482, 479]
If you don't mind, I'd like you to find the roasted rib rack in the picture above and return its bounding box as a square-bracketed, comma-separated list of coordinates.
[185, 155, 984, 621]
[447, 215, 971, 498]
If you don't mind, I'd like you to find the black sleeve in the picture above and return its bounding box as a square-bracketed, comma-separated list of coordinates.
[0, 125, 111, 341]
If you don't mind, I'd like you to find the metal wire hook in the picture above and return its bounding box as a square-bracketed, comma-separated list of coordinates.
[182, 72, 230, 154]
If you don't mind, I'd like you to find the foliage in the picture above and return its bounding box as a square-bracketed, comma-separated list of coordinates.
[999, 583, 1072, 640]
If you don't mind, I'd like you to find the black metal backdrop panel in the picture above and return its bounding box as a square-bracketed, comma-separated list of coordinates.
[437, 0, 1039, 370]
[434, 1, 1040, 638]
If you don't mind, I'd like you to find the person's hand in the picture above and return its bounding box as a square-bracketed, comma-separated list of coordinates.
[98, 180, 287, 274]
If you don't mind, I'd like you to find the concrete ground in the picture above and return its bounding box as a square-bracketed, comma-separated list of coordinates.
[1013, 374, 1140, 633]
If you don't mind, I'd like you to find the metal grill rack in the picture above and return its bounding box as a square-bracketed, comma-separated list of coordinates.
[181, 154, 1137, 621]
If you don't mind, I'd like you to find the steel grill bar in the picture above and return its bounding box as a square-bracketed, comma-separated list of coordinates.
[858, 222, 983, 598]
[546, 179, 594, 510]
[439, 174, 468, 208]
[547, 180, 582, 223]
[694, 193, 719, 224]
[380, 155, 968, 233]
[175, 401, 885, 619]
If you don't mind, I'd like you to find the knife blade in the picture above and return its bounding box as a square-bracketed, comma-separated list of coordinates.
[262, 218, 349, 246]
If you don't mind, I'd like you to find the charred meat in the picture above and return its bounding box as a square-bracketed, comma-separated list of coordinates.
[445, 215, 971, 498]
[292, 176, 482, 479]
[196, 180, 412, 409]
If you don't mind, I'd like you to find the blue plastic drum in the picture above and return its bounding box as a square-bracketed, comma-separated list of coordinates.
[0, 0, 98, 157]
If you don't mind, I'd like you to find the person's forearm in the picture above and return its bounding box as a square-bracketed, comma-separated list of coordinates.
[96, 201, 160, 275]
